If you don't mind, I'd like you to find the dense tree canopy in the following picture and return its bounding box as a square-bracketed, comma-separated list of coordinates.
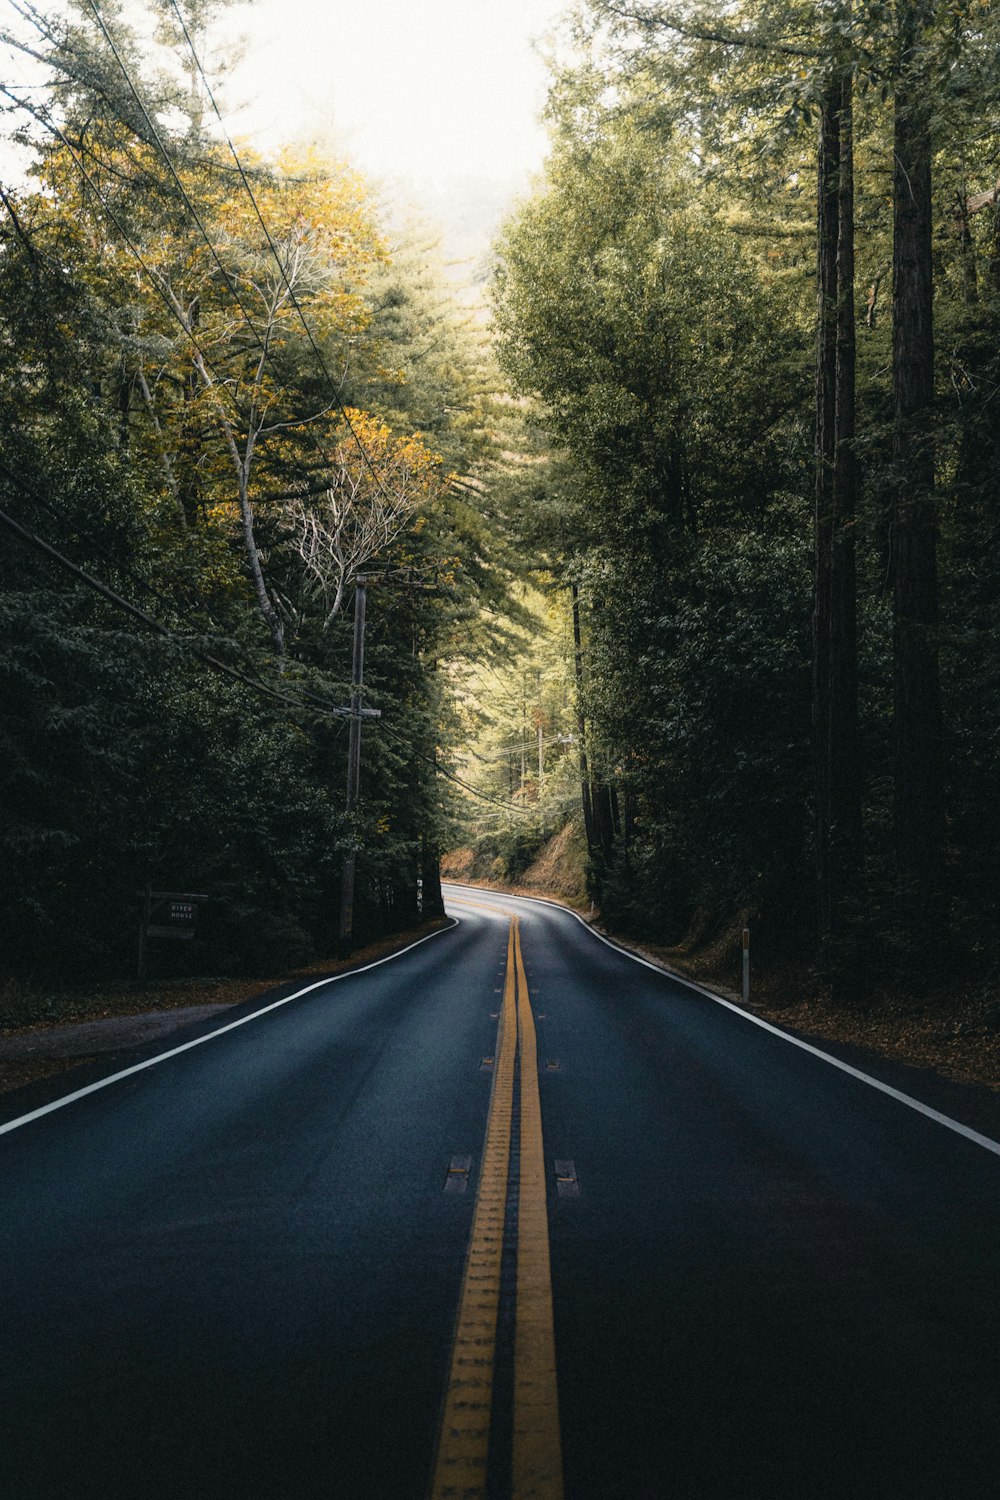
[3, 0, 999, 1006]
[0, 0, 498, 981]
[484, 0, 1000, 990]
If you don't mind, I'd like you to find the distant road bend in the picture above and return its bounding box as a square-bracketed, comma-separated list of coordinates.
[2, 882, 998, 1497]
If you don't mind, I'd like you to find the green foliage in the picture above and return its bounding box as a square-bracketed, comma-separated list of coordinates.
[588, 522, 813, 945]
[487, 0, 1000, 988]
[0, 1, 497, 987]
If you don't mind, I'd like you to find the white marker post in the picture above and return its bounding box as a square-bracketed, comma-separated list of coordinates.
[742, 928, 750, 1005]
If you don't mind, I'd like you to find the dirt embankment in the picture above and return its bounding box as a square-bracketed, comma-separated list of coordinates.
[442, 820, 589, 906]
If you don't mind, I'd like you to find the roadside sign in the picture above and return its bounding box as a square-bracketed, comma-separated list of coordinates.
[144, 893, 207, 939]
[138, 889, 209, 979]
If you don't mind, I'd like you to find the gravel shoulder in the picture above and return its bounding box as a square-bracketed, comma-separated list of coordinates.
[0, 919, 451, 1098]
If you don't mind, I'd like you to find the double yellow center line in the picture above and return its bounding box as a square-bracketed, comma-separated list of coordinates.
[432, 913, 563, 1499]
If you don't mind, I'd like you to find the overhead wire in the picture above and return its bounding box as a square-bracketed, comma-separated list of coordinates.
[2, 460, 526, 816]
[0, 84, 356, 685]
[11, 0, 400, 517]
[0, 199, 248, 639]
[37, 1, 456, 733]
[0, 451, 227, 628]
[83, 0, 309, 387]
[464, 731, 565, 765]
[0, 74, 405, 706]
[0, 178, 372, 717]
[0, 492, 352, 721]
[1, 9, 535, 819]
[163, 0, 402, 509]
[0, 119, 416, 743]
[5, 6, 507, 601]
[380, 722, 537, 817]
[0, 84, 270, 437]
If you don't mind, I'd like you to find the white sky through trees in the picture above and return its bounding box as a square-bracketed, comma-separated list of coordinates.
[0, 0, 571, 254]
[230, 0, 569, 190]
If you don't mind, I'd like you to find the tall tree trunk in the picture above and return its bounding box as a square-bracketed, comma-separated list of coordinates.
[571, 583, 596, 852]
[592, 779, 617, 861]
[831, 70, 862, 932]
[815, 60, 862, 956]
[813, 80, 840, 940]
[892, 5, 944, 901]
[420, 841, 445, 920]
[989, 201, 1000, 298]
[954, 182, 979, 305]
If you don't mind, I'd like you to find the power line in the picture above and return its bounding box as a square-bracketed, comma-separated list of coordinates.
[0, 121, 432, 740]
[0, 493, 353, 722]
[0, 451, 227, 628]
[0, 15, 521, 820]
[4, 9, 485, 584]
[84, 0, 401, 514]
[1, 434, 529, 821]
[0, 227, 242, 630]
[0, 80, 396, 672]
[464, 731, 565, 765]
[0, 78, 380, 599]
[9, 3, 392, 518]
[0, 86, 259, 430]
[84, 0, 291, 375]
[165, 0, 400, 510]
[36, 0, 430, 699]
[381, 722, 537, 817]
[0, 178, 375, 710]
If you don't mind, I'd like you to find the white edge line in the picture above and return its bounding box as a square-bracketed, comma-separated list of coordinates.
[442, 882, 1000, 1160]
[0, 918, 461, 1139]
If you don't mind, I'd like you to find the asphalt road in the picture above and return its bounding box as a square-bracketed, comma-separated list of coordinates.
[2, 885, 999, 1499]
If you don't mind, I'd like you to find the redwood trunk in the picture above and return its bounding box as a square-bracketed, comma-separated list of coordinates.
[830, 71, 862, 930]
[813, 83, 840, 939]
[571, 583, 597, 852]
[892, 13, 944, 898]
[814, 66, 862, 950]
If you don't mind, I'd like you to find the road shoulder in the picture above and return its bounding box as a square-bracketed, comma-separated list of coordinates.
[0, 917, 455, 1112]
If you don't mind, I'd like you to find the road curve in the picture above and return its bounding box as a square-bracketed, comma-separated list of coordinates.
[445, 884, 1000, 1499]
[1, 885, 998, 1498]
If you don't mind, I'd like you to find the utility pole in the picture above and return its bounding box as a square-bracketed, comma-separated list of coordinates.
[335, 569, 432, 955]
[339, 577, 369, 956]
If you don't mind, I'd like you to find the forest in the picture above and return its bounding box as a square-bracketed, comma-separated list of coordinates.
[1, 0, 999, 1014]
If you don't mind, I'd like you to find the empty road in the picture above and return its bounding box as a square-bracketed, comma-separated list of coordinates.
[2, 883, 998, 1498]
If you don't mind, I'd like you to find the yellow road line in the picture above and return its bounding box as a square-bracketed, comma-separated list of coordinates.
[432, 914, 564, 1498]
[513, 917, 564, 1500]
[431, 922, 517, 1499]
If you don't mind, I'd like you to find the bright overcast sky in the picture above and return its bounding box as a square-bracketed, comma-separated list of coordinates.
[0, 0, 576, 254]
[225, 0, 572, 191]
